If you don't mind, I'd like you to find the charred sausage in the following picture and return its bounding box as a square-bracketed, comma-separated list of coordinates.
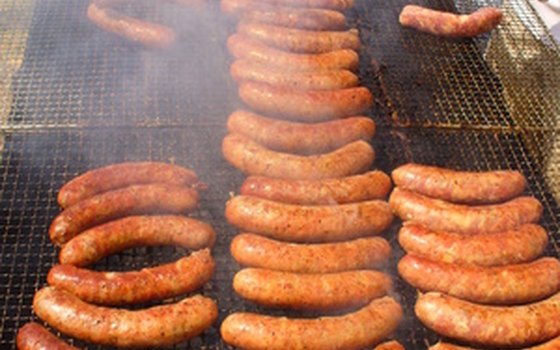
[237, 21, 360, 53]
[374, 340, 405, 350]
[225, 195, 393, 243]
[233, 268, 391, 311]
[415, 291, 560, 347]
[389, 187, 543, 235]
[87, 3, 176, 49]
[221, 296, 402, 350]
[50, 184, 199, 245]
[222, 134, 374, 180]
[231, 233, 391, 273]
[48, 249, 214, 305]
[16, 322, 78, 350]
[241, 171, 390, 205]
[227, 34, 360, 71]
[398, 223, 548, 267]
[391, 163, 526, 204]
[59, 215, 215, 266]
[399, 5, 503, 37]
[230, 60, 359, 90]
[33, 287, 217, 348]
[399, 255, 560, 305]
[227, 110, 374, 155]
[239, 82, 373, 122]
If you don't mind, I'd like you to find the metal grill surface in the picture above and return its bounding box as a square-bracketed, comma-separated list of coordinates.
[0, 0, 559, 349]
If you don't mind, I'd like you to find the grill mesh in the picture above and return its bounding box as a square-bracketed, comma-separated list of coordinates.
[1, 0, 559, 349]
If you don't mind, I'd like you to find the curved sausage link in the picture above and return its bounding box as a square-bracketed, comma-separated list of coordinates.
[240, 6, 347, 30]
[374, 340, 405, 350]
[16, 322, 78, 350]
[258, 0, 354, 10]
[429, 336, 560, 350]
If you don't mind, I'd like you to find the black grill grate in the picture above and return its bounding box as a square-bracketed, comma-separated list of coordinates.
[0, 0, 559, 349]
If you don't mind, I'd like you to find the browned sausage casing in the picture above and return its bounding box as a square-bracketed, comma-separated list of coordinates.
[374, 340, 406, 350]
[430, 336, 560, 350]
[240, 5, 347, 30]
[398, 222, 549, 267]
[48, 249, 214, 305]
[16, 322, 78, 350]
[58, 161, 198, 208]
[231, 233, 391, 273]
[225, 195, 393, 243]
[258, 0, 353, 10]
[399, 255, 560, 305]
[87, 3, 176, 49]
[227, 34, 360, 71]
[50, 184, 199, 246]
[399, 5, 503, 37]
[59, 215, 215, 266]
[391, 163, 526, 204]
[227, 110, 374, 155]
[221, 296, 402, 350]
[241, 171, 391, 205]
[237, 20, 360, 54]
[222, 134, 374, 180]
[415, 291, 560, 347]
[233, 268, 391, 311]
[389, 187, 543, 235]
[33, 287, 217, 348]
[239, 82, 373, 122]
[231, 60, 359, 90]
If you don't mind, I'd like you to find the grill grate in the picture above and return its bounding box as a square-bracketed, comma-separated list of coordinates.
[0, 0, 559, 349]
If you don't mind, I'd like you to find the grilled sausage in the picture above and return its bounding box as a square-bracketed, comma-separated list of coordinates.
[240, 5, 347, 30]
[258, 0, 354, 11]
[59, 215, 215, 266]
[48, 249, 214, 305]
[221, 296, 402, 350]
[33, 287, 217, 348]
[389, 187, 543, 235]
[16, 322, 78, 350]
[58, 161, 198, 208]
[399, 255, 560, 305]
[50, 184, 199, 246]
[391, 163, 526, 204]
[241, 171, 390, 205]
[374, 340, 405, 350]
[233, 268, 391, 311]
[430, 336, 560, 350]
[87, 3, 176, 49]
[415, 291, 560, 347]
[398, 222, 549, 267]
[227, 34, 360, 71]
[225, 195, 393, 243]
[222, 134, 374, 180]
[239, 82, 373, 122]
[399, 5, 503, 37]
[231, 60, 359, 90]
[237, 21, 360, 53]
[227, 110, 374, 155]
[231, 233, 391, 273]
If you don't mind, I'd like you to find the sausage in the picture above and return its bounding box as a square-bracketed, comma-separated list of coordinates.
[16, 322, 78, 350]
[258, 0, 354, 11]
[241, 6, 347, 30]
[239, 82, 373, 122]
[373, 340, 405, 350]
[231, 233, 391, 273]
[399, 5, 503, 37]
[230, 60, 359, 90]
[57, 161, 198, 208]
[87, 3, 176, 49]
[225, 195, 393, 243]
[398, 222, 549, 267]
[221, 296, 402, 350]
[415, 291, 560, 347]
[33, 287, 217, 348]
[48, 249, 215, 305]
[227, 34, 360, 71]
[237, 21, 360, 53]
[391, 163, 526, 204]
[227, 110, 374, 155]
[430, 336, 560, 350]
[399, 255, 560, 305]
[50, 184, 199, 246]
[240, 171, 390, 205]
[222, 134, 374, 180]
[389, 187, 543, 235]
[233, 268, 392, 311]
[59, 215, 215, 266]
